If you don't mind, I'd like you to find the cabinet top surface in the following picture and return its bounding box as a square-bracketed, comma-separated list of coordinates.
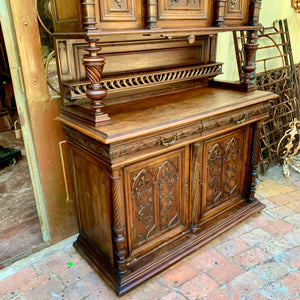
[61, 87, 276, 143]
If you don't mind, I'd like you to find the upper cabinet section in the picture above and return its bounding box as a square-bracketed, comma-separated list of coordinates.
[50, 0, 262, 33]
[51, 0, 83, 32]
[156, 0, 211, 28]
[223, 0, 250, 26]
[97, 0, 143, 30]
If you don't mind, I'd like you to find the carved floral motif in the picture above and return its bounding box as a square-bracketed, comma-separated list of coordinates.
[63, 126, 110, 160]
[207, 137, 241, 208]
[230, 0, 238, 8]
[157, 161, 179, 231]
[169, 0, 200, 8]
[132, 168, 156, 245]
[131, 159, 180, 246]
[114, 0, 123, 8]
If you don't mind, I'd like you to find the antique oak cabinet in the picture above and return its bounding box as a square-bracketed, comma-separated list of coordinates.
[52, 0, 276, 295]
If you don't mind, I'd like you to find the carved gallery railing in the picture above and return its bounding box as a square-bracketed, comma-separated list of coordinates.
[62, 62, 223, 102]
[233, 19, 300, 173]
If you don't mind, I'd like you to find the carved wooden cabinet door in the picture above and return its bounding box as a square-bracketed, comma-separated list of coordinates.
[223, 0, 250, 26]
[200, 127, 250, 221]
[157, 0, 211, 28]
[98, 0, 143, 29]
[124, 147, 188, 259]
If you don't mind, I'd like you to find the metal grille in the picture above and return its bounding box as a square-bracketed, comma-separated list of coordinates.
[233, 19, 300, 173]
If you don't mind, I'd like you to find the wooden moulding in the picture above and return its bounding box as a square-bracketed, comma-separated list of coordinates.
[62, 63, 223, 101]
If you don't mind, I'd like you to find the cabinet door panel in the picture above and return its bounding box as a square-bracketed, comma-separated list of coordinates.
[223, 0, 250, 26]
[124, 148, 187, 258]
[201, 127, 249, 220]
[157, 0, 211, 28]
[97, 0, 142, 29]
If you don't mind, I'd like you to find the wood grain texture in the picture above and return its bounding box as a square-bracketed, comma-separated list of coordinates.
[61, 87, 275, 144]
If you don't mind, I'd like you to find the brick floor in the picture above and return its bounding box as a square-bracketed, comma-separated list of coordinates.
[0, 164, 299, 300]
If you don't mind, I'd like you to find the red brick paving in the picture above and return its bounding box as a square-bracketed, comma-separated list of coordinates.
[263, 220, 294, 236]
[160, 262, 198, 287]
[234, 247, 269, 269]
[0, 164, 299, 300]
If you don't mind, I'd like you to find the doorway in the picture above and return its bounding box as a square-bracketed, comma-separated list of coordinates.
[0, 23, 44, 268]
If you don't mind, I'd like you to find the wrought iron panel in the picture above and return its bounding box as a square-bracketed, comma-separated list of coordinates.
[233, 19, 300, 173]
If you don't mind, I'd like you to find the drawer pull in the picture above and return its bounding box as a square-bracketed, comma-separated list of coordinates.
[233, 113, 248, 125]
[158, 133, 179, 147]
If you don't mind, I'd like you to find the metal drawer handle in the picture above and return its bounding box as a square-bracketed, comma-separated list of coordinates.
[158, 133, 179, 147]
[233, 113, 248, 125]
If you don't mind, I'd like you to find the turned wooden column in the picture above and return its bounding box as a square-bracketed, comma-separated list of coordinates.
[214, 0, 227, 27]
[81, 0, 111, 125]
[110, 170, 128, 275]
[246, 121, 262, 202]
[190, 142, 203, 232]
[146, 0, 158, 28]
[82, 39, 110, 125]
[82, 0, 97, 30]
[248, 0, 262, 26]
[241, 31, 258, 91]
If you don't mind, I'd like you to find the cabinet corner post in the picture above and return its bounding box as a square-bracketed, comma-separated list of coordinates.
[146, 0, 158, 29]
[190, 142, 203, 232]
[248, 0, 262, 26]
[214, 0, 227, 27]
[111, 170, 128, 275]
[246, 121, 262, 202]
[241, 30, 258, 91]
[82, 38, 111, 125]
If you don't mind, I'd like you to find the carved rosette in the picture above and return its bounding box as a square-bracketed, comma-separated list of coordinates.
[82, 39, 110, 124]
[110, 170, 128, 275]
[246, 121, 262, 202]
[241, 31, 258, 90]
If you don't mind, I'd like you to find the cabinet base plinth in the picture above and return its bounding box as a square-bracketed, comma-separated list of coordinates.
[61, 105, 111, 127]
[74, 199, 265, 296]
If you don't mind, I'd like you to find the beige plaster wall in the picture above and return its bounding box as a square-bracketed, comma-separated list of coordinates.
[217, 1, 300, 81]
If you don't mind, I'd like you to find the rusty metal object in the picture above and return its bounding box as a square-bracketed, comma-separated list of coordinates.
[233, 19, 300, 173]
[277, 118, 300, 178]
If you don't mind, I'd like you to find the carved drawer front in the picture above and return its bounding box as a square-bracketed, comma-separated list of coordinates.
[124, 148, 187, 258]
[201, 127, 249, 220]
